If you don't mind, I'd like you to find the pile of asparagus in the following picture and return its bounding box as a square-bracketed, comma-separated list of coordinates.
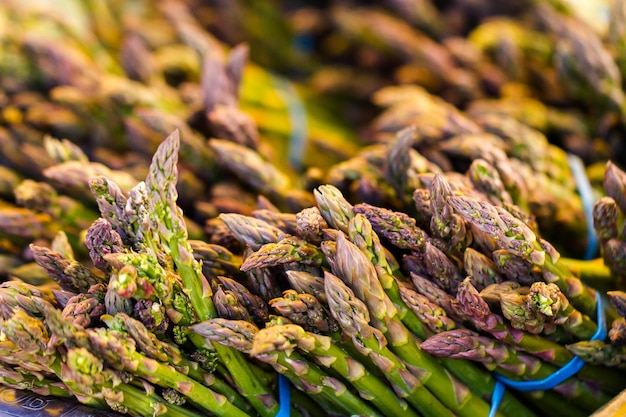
[1, 0, 626, 416]
[2, 127, 624, 417]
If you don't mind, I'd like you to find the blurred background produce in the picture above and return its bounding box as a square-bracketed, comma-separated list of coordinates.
[0, 0, 626, 416]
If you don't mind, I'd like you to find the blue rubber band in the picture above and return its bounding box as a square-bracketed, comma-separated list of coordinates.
[567, 153, 599, 260]
[489, 291, 606, 416]
[268, 71, 308, 172]
[275, 375, 291, 417]
[488, 379, 506, 417]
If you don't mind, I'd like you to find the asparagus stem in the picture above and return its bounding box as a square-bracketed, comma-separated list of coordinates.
[558, 257, 615, 285]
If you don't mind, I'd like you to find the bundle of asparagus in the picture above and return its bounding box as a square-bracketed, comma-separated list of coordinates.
[1, 0, 626, 416]
[0, 129, 620, 416]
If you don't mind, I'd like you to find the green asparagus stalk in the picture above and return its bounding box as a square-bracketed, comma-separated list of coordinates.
[62, 288, 106, 328]
[214, 285, 253, 322]
[353, 202, 428, 251]
[492, 249, 544, 286]
[464, 247, 503, 290]
[64, 346, 208, 417]
[219, 212, 284, 251]
[241, 235, 325, 271]
[189, 240, 243, 277]
[557, 257, 615, 288]
[608, 290, 626, 317]
[314, 184, 355, 234]
[429, 173, 473, 256]
[1, 315, 202, 417]
[592, 197, 619, 245]
[467, 158, 513, 205]
[214, 276, 269, 326]
[406, 275, 538, 417]
[284, 270, 328, 304]
[397, 280, 457, 334]
[609, 317, 626, 345]
[30, 244, 107, 293]
[193, 318, 379, 416]
[252, 209, 298, 235]
[269, 289, 338, 334]
[295, 206, 328, 245]
[456, 277, 566, 361]
[527, 282, 597, 339]
[567, 340, 626, 369]
[84, 217, 126, 273]
[604, 161, 626, 215]
[0, 362, 71, 398]
[409, 272, 467, 322]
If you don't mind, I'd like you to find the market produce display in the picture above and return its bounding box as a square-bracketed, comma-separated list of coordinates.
[0, 0, 625, 416]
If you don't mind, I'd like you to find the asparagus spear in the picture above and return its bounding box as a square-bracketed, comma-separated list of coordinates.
[252, 209, 298, 235]
[3, 306, 198, 416]
[409, 272, 467, 323]
[295, 206, 328, 245]
[30, 244, 107, 293]
[269, 289, 338, 334]
[64, 346, 208, 417]
[609, 317, 626, 346]
[567, 340, 626, 369]
[429, 173, 472, 256]
[608, 290, 626, 317]
[338, 222, 532, 417]
[84, 218, 127, 273]
[527, 282, 597, 339]
[284, 270, 328, 304]
[241, 235, 326, 271]
[353, 202, 428, 252]
[214, 276, 269, 326]
[214, 285, 253, 322]
[189, 240, 243, 277]
[397, 281, 456, 334]
[592, 197, 619, 245]
[314, 184, 355, 234]
[219, 212, 284, 251]
[464, 247, 503, 290]
[0, 362, 71, 398]
[456, 277, 568, 361]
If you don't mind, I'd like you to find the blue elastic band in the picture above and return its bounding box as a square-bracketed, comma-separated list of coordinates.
[268, 71, 308, 172]
[567, 154, 599, 260]
[275, 374, 291, 417]
[488, 291, 606, 417]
